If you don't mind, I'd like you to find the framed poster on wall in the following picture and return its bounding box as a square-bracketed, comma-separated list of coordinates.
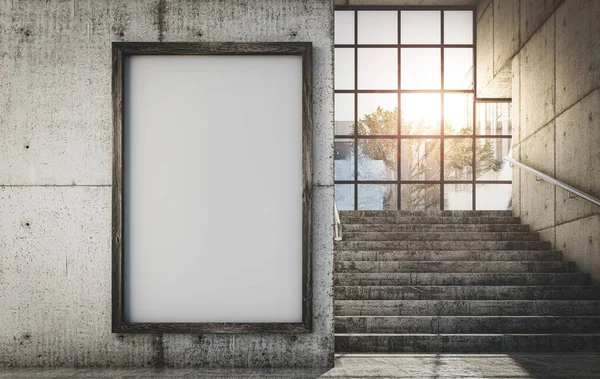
[112, 42, 312, 333]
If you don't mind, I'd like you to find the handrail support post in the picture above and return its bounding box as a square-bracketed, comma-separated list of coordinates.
[334, 203, 343, 241]
[504, 156, 600, 207]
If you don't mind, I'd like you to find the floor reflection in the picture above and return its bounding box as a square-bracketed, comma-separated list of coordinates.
[321, 354, 600, 378]
[1, 354, 600, 378]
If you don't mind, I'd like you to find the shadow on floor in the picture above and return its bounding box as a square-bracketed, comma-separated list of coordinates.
[1, 354, 600, 378]
[319, 353, 600, 378]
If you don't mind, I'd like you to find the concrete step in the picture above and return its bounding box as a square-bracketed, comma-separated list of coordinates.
[334, 333, 600, 353]
[334, 300, 600, 316]
[341, 216, 521, 225]
[342, 231, 540, 241]
[334, 273, 590, 286]
[335, 240, 551, 251]
[343, 223, 530, 232]
[340, 210, 514, 218]
[334, 286, 600, 301]
[335, 250, 561, 262]
[335, 316, 600, 334]
[335, 261, 575, 273]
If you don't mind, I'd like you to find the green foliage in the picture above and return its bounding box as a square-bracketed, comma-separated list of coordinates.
[356, 106, 501, 210]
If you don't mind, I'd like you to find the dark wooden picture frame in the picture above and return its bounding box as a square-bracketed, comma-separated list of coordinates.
[112, 42, 313, 334]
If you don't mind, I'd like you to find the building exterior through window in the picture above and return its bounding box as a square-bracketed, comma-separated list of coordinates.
[334, 6, 512, 210]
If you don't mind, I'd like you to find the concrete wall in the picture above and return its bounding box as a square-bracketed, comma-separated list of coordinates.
[0, 0, 334, 368]
[476, 0, 600, 282]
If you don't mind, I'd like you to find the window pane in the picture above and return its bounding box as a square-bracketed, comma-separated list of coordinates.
[476, 102, 512, 135]
[445, 138, 473, 180]
[401, 93, 441, 135]
[401, 48, 441, 90]
[359, 184, 397, 210]
[401, 184, 440, 210]
[358, 139, 397, 180]
[335, 139, 354, 181]
[335, 94, 354, 135]
[476, 184, 512, 210]
[401, 11, 441, 45]
[335, 184, 355, 210]
[358, 11, 398, 44]
[444, 48, 473, 89]
[445, 184, 473, 210]
[335, 11, 355, 44]
[445, 93, 473, 135]
[400, 139, 440, 180]
[358, 94, 397, 135]
[476, 138, 512, 180]
[444, 11, 473, 45]
[358, 48, 398, 89]
[335, 48, 354, 90]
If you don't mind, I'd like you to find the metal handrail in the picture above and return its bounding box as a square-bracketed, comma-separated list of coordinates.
[334, 203, 343, 241]
[504, 156, 600, 207]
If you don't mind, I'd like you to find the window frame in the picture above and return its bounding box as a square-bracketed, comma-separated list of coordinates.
[334, 5, 512, 211]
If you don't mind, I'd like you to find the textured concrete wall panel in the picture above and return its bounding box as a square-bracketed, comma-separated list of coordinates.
[555, 89, 600, 224]
[511, 54, 521, 143]
[0, 0, 334, 368]
[519, 123, 556, 231]
[0, 187, 159, 367]
[492, 0, 519, 76]
[555, 0, 600, 114]
[511, 144, 521, 217]
[476, 0, 600, 282]
[557, 215, 600, 285]
[520, 0, 555, 46]
[475, 4, 493, 97]
[519, 16, 555, 140]
[511, 55, 521, 217]
[0, 1, 162, 186]
[475, 0, 492, 22]
[475, 0, 512, 98]
[538, 226, 556, 250]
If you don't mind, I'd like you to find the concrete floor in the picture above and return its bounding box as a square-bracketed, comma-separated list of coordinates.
[1, 354, 600, 378]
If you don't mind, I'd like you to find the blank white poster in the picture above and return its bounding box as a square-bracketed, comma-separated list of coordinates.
[123, 55, 303, 323]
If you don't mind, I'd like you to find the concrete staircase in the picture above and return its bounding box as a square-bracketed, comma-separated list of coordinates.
[334, 210, 600, 353]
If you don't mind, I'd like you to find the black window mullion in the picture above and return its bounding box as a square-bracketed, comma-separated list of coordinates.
[439, 11, 445, 210]
[335, 7, 508, 211]
[472, 9, 478, 211]
[397, 10, 402, 211]
[353, 9, 358, 210]
[472, 102, 478, 211]
[335, 89, 475, 94]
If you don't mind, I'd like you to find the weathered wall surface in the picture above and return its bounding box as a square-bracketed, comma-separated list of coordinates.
[476, 0, 600, 283]
[0, 0, 334, 367]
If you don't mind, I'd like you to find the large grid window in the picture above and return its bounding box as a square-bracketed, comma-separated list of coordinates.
[334, 7, 512, 211]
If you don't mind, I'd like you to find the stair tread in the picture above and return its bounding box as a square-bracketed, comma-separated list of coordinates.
[335, 261, 575, 273]
[336, 260, 567, 262]
[343, 232, 536, 234]
[343, 223, 524, 225]
[336, 285, 600, 290]
[335, 299, 600, 302]
[340, 218, 522, 224]
[334, 212, 597, 353]
[335, 333, 600, 336]
[335, 251, 560, 255]
[334, 274, 588, 277]
[335, 241, 552, 251]
[335, 315, 600, 318]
